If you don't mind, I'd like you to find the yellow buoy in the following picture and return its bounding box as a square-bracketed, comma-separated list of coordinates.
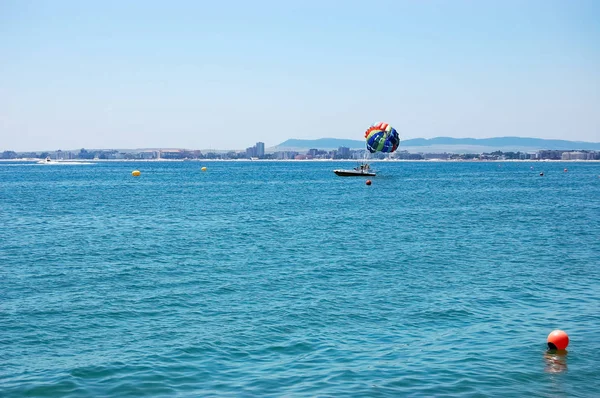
[132, 170, 141, 177]
[201, 167, 207, 172]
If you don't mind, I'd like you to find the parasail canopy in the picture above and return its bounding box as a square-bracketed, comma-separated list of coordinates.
[364, 122, 400, 153]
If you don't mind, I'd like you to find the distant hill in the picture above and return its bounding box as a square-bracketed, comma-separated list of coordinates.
[273, 137, 600, 152]
[275, 138, 366, 150]
[403, 137, 600, 150]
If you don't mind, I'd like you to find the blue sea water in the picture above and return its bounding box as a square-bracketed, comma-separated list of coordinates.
[1, 160, 600, 397]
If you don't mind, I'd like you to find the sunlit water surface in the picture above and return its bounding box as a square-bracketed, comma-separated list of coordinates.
[1, 161, 599, 397]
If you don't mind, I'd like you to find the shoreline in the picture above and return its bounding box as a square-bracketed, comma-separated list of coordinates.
[2, 158, 599, 163]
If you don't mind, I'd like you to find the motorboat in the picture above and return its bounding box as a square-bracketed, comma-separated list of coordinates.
[333, 163, 376, 177]
[37, 157, 55, 164]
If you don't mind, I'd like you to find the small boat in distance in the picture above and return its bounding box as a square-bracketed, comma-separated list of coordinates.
[37, 157, 55, 164]
[35, 157, 95, 165]
[334, 163, 376, 177]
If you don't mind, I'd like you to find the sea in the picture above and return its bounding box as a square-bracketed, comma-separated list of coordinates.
[1, 160, 599, 397]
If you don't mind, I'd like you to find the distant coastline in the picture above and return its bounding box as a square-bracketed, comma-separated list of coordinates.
[4, 136, 600, 162]
[3, 158, 599, 163]
[275, 136, 600, 152]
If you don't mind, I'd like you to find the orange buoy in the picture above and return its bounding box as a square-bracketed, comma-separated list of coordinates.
[547, 330, 569, 350]
[366, 180, 372, 186]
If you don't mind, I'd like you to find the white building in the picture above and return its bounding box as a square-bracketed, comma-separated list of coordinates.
[562, 151, 588, 160]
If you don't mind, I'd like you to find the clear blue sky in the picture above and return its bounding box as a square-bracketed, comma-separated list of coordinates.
[1, 0, 599, 151]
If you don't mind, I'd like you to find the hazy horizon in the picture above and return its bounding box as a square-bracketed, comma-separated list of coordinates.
[5, 135, 600, 154]
[1, 0, 599, 152]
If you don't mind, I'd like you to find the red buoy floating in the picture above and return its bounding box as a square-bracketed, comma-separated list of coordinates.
[366, 180, 372, 186]
[547, 330, 569, 350]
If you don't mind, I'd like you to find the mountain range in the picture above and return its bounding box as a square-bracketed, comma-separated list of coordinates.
[273, 137, 600, 153]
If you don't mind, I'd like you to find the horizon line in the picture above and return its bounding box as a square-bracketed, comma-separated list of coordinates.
[3, 135, 600, 153]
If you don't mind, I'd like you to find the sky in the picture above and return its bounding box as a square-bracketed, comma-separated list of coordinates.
[1, 0, 599, 151]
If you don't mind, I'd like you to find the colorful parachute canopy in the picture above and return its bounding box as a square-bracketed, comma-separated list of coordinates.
[365, 122, 400, 153]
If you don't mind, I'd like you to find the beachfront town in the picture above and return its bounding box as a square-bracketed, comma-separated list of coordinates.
[2, 142, 599, 161]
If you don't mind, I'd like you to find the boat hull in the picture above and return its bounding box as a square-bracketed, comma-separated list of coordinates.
[334, 170, 376, 177]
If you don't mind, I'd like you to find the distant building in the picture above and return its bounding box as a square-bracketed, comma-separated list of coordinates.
[274, 151, 298, 160]
[352, 150, 368, 160]
[538, 150, 565, 160]
[246, 146, 257, 158]
[255, 142, 265, 158]
[424, 153, 449, 160]
[338, 146, 351, 158]
[562, 151, 588, 160]
[392, 150, 411, 160]
[161, 150, 183, 159]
